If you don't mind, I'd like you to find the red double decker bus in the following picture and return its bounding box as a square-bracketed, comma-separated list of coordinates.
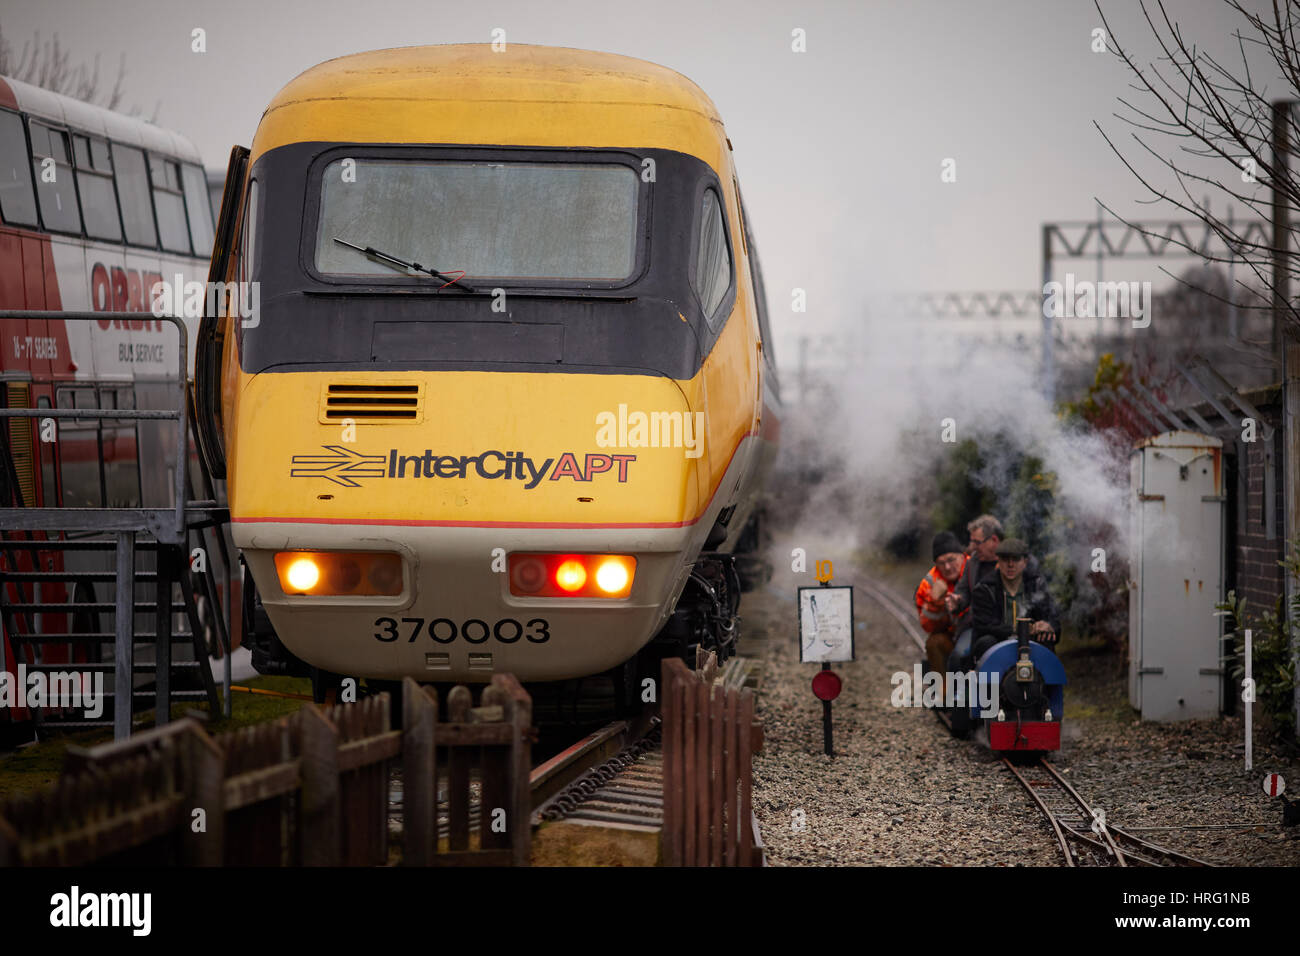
[0, 74, 216, 736]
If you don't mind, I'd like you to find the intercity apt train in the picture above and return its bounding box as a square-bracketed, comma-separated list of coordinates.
[194, 44, 782, 703]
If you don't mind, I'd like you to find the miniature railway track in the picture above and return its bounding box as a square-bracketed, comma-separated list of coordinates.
[1002, 755, 1125, 865]
[1002, 757, 1211, 867]
[856, 570, 1213, 868]
[855, 576, 928, 654]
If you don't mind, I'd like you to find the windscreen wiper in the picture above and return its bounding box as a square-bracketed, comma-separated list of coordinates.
[333, 237, 476, 292]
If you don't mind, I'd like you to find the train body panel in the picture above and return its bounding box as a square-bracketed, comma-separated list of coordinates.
[238, 483, 741, 682]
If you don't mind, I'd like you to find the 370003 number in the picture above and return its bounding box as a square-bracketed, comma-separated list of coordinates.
[372, 616, 550, 644]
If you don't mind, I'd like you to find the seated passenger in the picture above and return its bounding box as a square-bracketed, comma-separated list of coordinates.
[914, 532, 968, 676]
[944, 513, 1003, 670]
[970, 537, 1059, 663]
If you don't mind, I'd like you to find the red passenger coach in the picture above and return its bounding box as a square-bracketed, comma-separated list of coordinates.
[0, 74, 215, 736]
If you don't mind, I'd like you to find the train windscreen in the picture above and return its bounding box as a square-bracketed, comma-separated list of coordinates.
[313, 159, 639, 282]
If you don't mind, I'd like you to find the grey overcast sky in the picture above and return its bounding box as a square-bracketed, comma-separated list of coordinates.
[2, 0, 1281, 360]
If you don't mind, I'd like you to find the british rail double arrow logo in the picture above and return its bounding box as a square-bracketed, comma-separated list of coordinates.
[290, 445, 387, 487]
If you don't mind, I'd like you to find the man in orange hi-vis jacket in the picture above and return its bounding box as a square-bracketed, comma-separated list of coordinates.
[915, 531, 968, 676]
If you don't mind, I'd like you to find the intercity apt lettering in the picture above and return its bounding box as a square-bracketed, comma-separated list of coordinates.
[289, 446, 636, 490]
[388, 450, 636, 489]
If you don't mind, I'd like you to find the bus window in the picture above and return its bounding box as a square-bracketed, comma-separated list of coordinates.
[103, 388, 141, 508]
[149, 154, 191, 254]
[181, 163, 214, 256]
[29, 121, 83, 234]
[112, 144, 157, 247]
[56, 387, 103, 508]
[36, 395, 57, 507]
[73, 134, 122, 242]
[0, 110, 38, 227]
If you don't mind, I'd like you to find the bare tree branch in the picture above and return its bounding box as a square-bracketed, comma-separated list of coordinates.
[0, 27, 137, 115]
[1096, 0, 1300, 339]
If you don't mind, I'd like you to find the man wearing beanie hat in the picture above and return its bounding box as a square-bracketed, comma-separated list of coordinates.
[914, 531, 968, 676]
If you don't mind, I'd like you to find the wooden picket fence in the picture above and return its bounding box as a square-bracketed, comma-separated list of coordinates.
[0, 675, 532, 866]
[660, 657, 764, 866]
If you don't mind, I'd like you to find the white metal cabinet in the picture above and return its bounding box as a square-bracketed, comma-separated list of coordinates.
[1128, 431, 1225, 721]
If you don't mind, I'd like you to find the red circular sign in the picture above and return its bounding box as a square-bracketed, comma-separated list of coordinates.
[812, 670, 842, 701]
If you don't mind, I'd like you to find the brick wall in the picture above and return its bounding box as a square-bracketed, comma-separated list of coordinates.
[1232, 400, 1285, 618]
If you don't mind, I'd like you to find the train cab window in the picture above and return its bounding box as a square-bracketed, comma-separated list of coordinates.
[738, 190, 777, 379]
[29, 121, 83, 234]
[313, 159, 639, 282]
[241, 178, 259, 284]
[112, 144, 157, 247]
[72, 134, 123, 242]
[149, 155, 191, 254]
[0, 110, 39, 227]
[693, 188, 732, 323]
[180, 163, 214, 256]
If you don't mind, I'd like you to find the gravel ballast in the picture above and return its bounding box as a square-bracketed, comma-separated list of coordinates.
[741, 543, 1300, 867]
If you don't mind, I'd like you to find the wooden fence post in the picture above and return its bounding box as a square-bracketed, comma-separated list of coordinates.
[402, 677, 436, 866]
[724, 687, 739, 866]
[446, 686, 472, 851]
[0, 813, 15, 866]
[738, 688, 755, 866]
[181, 721, 225, 865]
[493, 673, 533, 867]
[660, 658, 672, 866]
[299, 705, 340, 866]
[710, 683, 723, 867]
[694, 680, 710, 865]
[479, 682, 509, 853]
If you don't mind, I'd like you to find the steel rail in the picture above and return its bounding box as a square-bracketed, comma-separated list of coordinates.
[1040, 758, 1128, 865]
[1107, 824, 1213, 867]
[1001, 756, 1077, 866]
[854, 577, 927, 653]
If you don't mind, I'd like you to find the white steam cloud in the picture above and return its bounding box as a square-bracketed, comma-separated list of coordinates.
[772, 303, 1132, 572]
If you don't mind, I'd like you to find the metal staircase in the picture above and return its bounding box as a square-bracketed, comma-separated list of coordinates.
[0, 311, 232, 740]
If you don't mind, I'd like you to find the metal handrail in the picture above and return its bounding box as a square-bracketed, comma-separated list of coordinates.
[0, 310, 189, 538]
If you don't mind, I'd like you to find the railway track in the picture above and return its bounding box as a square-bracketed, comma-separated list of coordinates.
[856, 570, 1211, 868]
[524, 656, 756, 830]
[532, 720, 663, 830]
[386, 710, 663, 840]
[1001, 756, 1211, 866]
[533, 717, 665, 832]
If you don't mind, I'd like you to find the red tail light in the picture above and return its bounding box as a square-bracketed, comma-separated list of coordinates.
[508, 553, 636, 598]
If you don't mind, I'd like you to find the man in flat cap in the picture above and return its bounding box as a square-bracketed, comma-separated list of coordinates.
[969, 537, 1059, 663]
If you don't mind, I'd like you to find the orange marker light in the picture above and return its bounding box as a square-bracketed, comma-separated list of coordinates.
[286, 557, 321, 592]
[274, 551, 403, 596]
[555, 559, 587, 592]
